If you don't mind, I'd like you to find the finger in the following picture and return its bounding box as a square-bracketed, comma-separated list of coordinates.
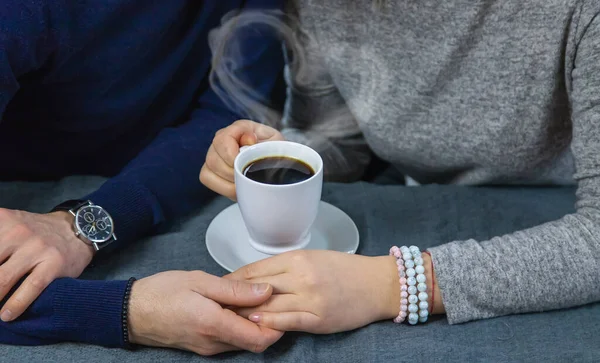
[191, 272, 273, 307]
[0, 255, 35, 307]
[0, 245, 14, 265]
[249, 121, 285, 141]
[214, 123, 257, 168]
[189, 340, 240, 356]
[234, 294, 304, 318]
[205, 145, 235, 182]
[225, 254, 291, 281]
[199, 164, 237, 200]
[248, 311, 320, 333]
[1, 264, 57, 321]
[218, 309, 284, 353]
[243, 274, 295, 294]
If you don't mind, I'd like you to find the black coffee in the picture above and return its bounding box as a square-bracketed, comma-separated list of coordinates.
[243, 156, 315, 185]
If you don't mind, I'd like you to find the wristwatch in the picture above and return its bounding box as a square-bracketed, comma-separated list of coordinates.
[51, 200, 117, 251]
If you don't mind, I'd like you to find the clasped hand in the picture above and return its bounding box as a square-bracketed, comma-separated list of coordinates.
[226, 250, 401, 334]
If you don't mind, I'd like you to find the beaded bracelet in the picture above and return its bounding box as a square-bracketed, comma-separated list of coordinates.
[390, 246, 429, 325]
[122, 277, 137, 349]
[389, 246, 408, 323]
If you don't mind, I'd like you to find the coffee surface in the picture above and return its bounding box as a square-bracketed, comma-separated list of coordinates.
[243, 156, 314, 185]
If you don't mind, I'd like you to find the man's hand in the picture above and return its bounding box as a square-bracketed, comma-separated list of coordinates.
[128, 270, 283, 356]
[200, 119, 284, 200]
[0, 209, 94, 321]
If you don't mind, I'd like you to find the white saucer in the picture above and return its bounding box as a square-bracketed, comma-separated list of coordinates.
[206, 201, 360, 272]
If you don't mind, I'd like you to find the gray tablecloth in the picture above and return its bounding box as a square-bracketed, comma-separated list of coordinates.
[0, 176, 598, 362]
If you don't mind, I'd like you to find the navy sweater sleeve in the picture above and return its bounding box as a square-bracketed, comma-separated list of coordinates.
[85, 2, 286, 249]
[0, 278, 128, 347]
[0, 2, 127, 348]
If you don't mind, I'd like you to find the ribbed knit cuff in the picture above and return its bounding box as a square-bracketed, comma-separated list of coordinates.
[86, 179, 162, 252]
[52, 279, 130, 347]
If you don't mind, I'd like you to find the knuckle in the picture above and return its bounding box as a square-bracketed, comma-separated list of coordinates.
[27, 276, 50, 290]
[205, 154, 219, 171]
[242, 264, 258, 280]
[0, 274, 12, 290]
[28, 237, 48, 250]
[8, 223, 33, 239]
[250, 339, 269, 353]
[47, 248, 65, 264]
[228, 281, 243, 299]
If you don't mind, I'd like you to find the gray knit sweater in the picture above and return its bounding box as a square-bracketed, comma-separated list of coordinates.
[281, 0, 600, 324]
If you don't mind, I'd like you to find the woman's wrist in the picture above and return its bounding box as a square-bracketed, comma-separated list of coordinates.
[378, 255, 403, 320]
[422, 252, 444, 315]
[380, 252, 445, 321]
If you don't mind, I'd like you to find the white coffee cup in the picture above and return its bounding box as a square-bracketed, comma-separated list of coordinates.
[234, 140, 323, 255]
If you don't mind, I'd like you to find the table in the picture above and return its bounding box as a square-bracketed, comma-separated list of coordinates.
[0, 176, 598, 362]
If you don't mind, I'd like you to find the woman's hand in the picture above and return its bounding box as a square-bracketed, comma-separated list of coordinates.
[200, 120, 284, 200]
[225, 250, 401, 334]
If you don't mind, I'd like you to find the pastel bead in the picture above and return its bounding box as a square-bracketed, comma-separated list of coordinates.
[400, 246, 410, 254]
[402, 253, 412, 261]
[408, 304, 418, 313]
[415, 265, 425, 274]
[399, 270, 406, 278]
[401, 291, 408, 298]
[419, 301, 429, 311]
[412, 250, 420, 258]
[414, 257, 424, 266]
[400, 304, 408, 312]
[399, 311, 407, 318]
[406, 268, 416, 277]
[393, 317, 403, 323]
[418, 292, 428, 301]
[394, 250, 402, 258]
[405, 259, 415, 269]
[395, 258, 403, 266]
[419, 309, 429, 318]
[408, 285, 417, 295]
[417, 282, 427, 291]
[416, 274, 426, 283]
[401, 299, 408, 306]
[409, 245, 420, 253]
[419, 316, 428, 323]
[399, 277, 407, 285]
[408, 295, 418, 304]
[401, 285, 408, 292]
[390, 246, 399, 254]
[408, 312, 419, 321]
[407, 277, 417, 286]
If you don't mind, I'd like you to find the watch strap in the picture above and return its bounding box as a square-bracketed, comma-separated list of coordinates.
[51, 199, 90, 214]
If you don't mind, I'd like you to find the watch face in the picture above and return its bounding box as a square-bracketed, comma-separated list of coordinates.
[75, 205, 114, 243]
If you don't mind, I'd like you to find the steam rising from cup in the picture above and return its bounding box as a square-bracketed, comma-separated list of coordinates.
[207, 8, 387, 181]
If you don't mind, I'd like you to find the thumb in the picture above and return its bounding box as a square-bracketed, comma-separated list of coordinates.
[203, 278, 273, 307]
[240, 132, 257, 147]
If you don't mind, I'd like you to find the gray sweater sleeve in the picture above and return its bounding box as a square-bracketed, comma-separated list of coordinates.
[281, 5, 371, 182]
[429, 7, 600, 324]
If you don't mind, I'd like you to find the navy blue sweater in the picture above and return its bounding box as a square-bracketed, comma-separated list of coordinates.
[0, 0, 284, 348]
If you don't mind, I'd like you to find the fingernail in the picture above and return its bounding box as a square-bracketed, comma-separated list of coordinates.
[253, 283, 269, 295]
[1, 310, 13, 322]
[249, 313, 262, 323]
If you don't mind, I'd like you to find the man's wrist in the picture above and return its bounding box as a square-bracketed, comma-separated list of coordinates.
[48, 210, 95, 261]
